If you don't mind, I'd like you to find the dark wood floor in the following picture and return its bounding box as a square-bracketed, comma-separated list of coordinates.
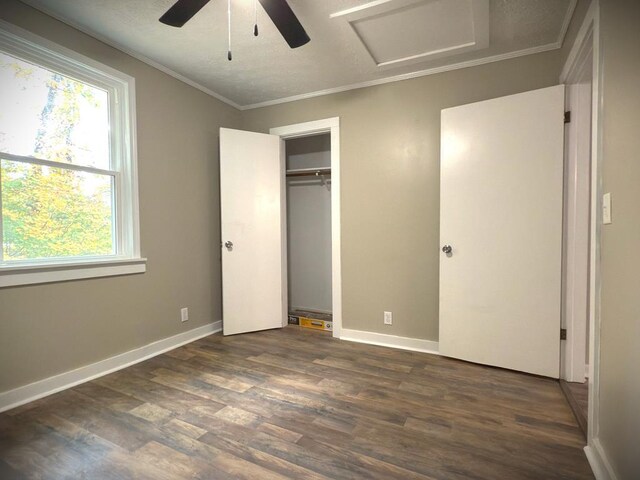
[0, 327, 594, 479]
[567, 381, 589, 419]
[560, 379, 589, 438]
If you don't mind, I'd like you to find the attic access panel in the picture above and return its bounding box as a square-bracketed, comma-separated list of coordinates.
[331, 0, 489, 69]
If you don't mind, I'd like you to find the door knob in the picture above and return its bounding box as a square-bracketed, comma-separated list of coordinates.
[442, 245, 452, 254]
[224, 241, 233, 249]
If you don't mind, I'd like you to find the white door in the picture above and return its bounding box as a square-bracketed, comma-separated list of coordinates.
[439, 86, 564, 378]
[220, 128, 286, 336]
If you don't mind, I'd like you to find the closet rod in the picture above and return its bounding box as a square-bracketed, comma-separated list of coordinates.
[286, 167, 331, 178]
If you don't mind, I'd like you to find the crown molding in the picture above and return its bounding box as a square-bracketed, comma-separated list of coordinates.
[18, 0, 242, 110]
[239, 43, 560, 110]
[239, 0, 575, 110]
[559, 0, 579, 49]
[19, 0, 578, 112]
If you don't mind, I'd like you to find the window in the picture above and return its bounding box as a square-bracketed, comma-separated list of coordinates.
[0, 23, 144, 287]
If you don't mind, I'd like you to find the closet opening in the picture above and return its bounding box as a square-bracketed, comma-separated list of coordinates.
[270, 117, 342, 337]
[285, 134, 333, 333]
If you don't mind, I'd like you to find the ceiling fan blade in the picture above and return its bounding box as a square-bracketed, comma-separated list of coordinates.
[159, 0, 211, 27]
[257, 0, 310, 48]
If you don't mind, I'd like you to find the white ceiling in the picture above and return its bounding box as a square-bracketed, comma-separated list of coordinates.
[21, 0, 577, 109]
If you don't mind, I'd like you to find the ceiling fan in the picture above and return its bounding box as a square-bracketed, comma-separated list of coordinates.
[159, 0, 310, 52]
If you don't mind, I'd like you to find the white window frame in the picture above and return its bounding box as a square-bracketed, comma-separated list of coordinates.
[0, 20, 145, 287]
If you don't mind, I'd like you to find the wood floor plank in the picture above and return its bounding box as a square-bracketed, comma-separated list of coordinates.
[0, 327, 594, 479]
[197, 428, 332, 480]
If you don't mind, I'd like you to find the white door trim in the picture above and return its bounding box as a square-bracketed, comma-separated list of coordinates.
[270, 118, 342, 339]
[561, 31, 593, 383]
[561, 3, 615, 479]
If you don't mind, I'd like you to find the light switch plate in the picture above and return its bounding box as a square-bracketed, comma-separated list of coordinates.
[603, 192, 612, 225]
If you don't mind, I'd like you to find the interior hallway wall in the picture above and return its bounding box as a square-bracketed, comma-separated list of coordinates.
[597, 0, 640, 477]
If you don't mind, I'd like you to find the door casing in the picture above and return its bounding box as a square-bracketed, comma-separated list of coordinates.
[561, 33, 593, 384]
[270, 118, 342, 338]
[559, 0, 603, 456]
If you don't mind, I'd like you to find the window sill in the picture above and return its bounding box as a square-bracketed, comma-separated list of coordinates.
[0, 257, 147, 288]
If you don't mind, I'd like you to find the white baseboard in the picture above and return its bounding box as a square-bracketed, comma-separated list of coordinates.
[585, 438, 618, 480]
[0, 320, 221, 413]
[340, 328, 439, 355]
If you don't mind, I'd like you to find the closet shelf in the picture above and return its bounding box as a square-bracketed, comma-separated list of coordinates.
[286, 167, 331, 178]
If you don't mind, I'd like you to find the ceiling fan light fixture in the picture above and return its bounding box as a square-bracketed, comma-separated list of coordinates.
[227, 0, 232, 60]
[159, 0, 310, 59]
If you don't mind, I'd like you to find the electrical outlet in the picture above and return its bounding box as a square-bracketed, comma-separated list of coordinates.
[180, 307, 189, 322]
[384, 311, 393, 325]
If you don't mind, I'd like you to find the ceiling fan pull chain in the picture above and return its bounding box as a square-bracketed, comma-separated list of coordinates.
[254, 0, 259, 36]
[159, 0, 310, 49]
[227, 0, 232, 61]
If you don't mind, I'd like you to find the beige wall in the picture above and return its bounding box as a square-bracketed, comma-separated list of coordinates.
[4, 3, 637, 476]
[598, 1, 640, 478]
[0, 1, 241, 392]
[0, 0, 584, 395]
[242, 52, 563, 340]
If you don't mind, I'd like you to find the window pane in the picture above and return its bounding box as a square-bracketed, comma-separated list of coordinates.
[0, 51, 110, 169]
[1, 158, 115, 261]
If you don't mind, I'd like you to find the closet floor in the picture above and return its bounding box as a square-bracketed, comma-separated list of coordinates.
[0, 327, 593, 479]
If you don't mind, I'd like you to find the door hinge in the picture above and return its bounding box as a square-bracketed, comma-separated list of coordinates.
[564, 111, 571, 124]
[560, 328, 567, 340]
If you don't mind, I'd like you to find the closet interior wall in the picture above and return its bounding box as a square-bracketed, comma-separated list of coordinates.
[286, 134, 332, 314]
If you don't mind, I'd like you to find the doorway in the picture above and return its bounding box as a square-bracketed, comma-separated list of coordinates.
[219, 119, 341, 337]
[560, 23, 595, 439]
[271, 118, 342, 338]
[285, 134, 333, 332]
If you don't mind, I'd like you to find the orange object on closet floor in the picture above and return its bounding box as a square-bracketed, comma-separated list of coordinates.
[288, 310, 332, 331]
[299, 317, 332, 331]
